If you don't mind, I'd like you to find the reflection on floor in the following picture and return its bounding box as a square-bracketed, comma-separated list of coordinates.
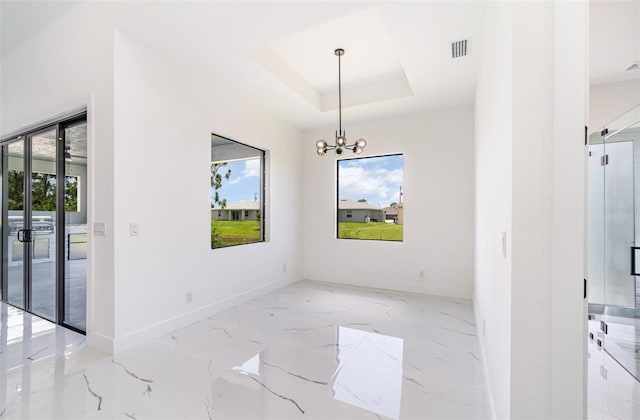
[0, 281, 488, 419]
[4, 281, 636, 418]
[588, 321, 640, 419]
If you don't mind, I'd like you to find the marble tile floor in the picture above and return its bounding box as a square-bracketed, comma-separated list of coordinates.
[0, 281, 489, 419]
[588, 323, 640, 419]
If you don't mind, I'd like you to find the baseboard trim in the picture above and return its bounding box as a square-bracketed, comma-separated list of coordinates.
[112, 277, 296, 354]
[304, 275, 471, 300]
[87, 331, 114, 355]
[473, 293, 497, 419]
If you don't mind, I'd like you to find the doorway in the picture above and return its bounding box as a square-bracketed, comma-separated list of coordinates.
[588, 104, 640, 380]
[1, 113, 87, 333]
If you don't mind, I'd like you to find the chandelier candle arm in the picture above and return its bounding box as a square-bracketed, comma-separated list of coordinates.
[315, 48, 367, 157]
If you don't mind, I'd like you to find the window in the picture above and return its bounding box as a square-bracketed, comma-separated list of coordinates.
[337, 154, 403, 241]
[211, 134, 265, 248]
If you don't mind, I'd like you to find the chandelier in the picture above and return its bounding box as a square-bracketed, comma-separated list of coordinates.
[316, 48, 367, 156]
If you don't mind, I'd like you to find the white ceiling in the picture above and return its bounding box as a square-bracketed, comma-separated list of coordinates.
[0, 1, 79, 57]
[4, 1, 637, 131]
[590, 0, 640, 86]
[252, 7, 414, 112]
[115, 1, 485, 130]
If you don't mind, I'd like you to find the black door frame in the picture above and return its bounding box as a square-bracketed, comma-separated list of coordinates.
[0, 111, 87, 335]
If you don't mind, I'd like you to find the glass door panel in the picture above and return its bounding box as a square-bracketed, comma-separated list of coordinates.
[62, 121, 87, 331]
[28, 128, 58, 321]
[602, 105, 640, 380]
[5, 141, 25, 309]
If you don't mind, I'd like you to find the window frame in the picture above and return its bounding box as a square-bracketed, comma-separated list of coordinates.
[210, 133, 266, 249]
[336, 153, 404, 242]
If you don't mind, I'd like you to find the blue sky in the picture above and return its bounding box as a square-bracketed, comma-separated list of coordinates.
[212, 154, 403, 209]
[338, 154, 403, 209]
[211, 158, 261, 205]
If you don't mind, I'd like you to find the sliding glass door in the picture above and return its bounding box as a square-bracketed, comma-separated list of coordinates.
[1, 113, 87, 333]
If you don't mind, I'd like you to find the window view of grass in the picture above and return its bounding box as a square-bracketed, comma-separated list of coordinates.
[211, 220, 261, 248]
[337, 154, 404, 242]
[338, 222, 403, 241]
[211, 134, 264, 249]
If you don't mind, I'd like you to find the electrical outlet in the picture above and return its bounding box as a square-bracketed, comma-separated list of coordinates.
[418, 270, 425, 279]
[283, 264, 287, 272]
[185, 292, 192, 304]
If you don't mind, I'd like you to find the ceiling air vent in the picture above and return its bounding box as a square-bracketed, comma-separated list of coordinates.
[625, 61, 640, 72]
[451, 39, 470, 59]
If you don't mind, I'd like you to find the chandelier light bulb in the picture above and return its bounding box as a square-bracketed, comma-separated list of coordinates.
[355, 138, 367, 150]
[336, 135, 347, 147]
[317, 147, 326, 156]
[316, 139, 327, 149]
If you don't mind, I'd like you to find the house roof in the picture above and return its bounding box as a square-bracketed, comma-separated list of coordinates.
[212, 200, 260, 210]
[338, 199, 381, 211]
[383, 207, 398, 216]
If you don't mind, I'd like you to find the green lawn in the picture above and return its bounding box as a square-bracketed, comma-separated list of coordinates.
[211, 220, 261, 248]
[338, 222, 403, 241]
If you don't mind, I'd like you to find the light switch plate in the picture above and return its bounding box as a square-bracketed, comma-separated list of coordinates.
[501, 231, 507, 258]
[130, 223, 140, 236]
[93, 222, 107, 236]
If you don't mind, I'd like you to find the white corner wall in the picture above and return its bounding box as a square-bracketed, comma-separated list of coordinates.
[111, 33, 303, 352]
[303, 108, 475, 299]
[473, 1, 512, 418]
[475, 1, 587, 418]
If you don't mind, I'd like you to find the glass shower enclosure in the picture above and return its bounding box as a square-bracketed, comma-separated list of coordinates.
[589, 104, 640, 380]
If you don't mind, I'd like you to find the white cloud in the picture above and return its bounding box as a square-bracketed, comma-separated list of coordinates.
[229, 158, 260, 184]
[339, 165, 403, 208]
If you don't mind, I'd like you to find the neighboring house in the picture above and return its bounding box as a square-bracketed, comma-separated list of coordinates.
[338, 199, 384, 223]
[212, 200, 260, 221]
[383, 206, 398, 223]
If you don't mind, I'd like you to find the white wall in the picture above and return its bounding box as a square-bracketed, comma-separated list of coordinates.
[475, 1, 586, 418]
[590, 79, 640, 131]
[473, 2, 512, 418]
[112, 33, 303, 352]
[303, 108, 475, 299]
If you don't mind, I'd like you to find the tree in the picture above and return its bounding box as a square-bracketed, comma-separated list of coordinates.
[390, 202, 398, 209]
[211, 162, 232, 249]
[30, 172, 57, 211]
[7, 170, 24, 210]
[7, 170, 78, 212]
[357, 198, 367, 203]
[211, 162, 231, 208]
[65, 176, 79, 211]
